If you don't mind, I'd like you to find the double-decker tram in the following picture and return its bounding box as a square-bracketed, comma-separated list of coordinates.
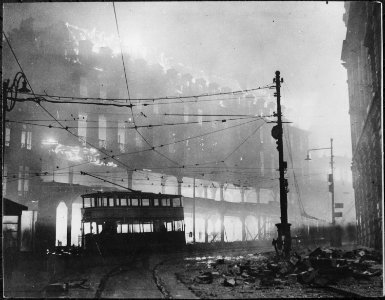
[80, 191, 185, 254]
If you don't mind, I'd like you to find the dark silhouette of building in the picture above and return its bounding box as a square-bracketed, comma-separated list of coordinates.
[341, 1, 382, 250]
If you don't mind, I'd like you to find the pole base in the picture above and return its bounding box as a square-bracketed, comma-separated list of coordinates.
[275, 223, 292, 257]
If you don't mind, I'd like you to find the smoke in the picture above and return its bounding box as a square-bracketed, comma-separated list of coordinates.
[4, 2, 351, 156]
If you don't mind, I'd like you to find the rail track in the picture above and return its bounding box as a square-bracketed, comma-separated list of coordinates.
[93, 245, 372, 299]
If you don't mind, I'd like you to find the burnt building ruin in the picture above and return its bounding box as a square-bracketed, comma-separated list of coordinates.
[341, 1, 382, 250]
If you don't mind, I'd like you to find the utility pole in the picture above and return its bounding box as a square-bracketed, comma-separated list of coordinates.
[271, 71, 291, 256]
[330, 138, 335, 225]
[2, 80, 10, 169]
[193, 177, 196, 243]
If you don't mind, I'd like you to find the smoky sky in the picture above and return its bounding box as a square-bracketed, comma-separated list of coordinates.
[4, 1, 351, 157]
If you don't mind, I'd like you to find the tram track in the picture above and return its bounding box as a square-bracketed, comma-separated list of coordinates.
[93, 244, 372, 299]
[151, 245, 370, 299]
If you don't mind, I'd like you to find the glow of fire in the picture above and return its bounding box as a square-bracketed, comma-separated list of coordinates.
[45, 141, 116, 167]
[42, 138, 59, 145]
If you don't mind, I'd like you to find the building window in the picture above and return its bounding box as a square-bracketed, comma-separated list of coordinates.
[118, 121, 126, 152]
[78, 114, 87, 146]
[135, 131, 143, 147]
[24, 166, 29, 192]
[2, 164, 7, 196]
[98, 115, 107, 148]
[5, 127, 10, 146]
[169, 132, 176, 153]
[18, 165, 29, 196]
[21, 125, 32, 149]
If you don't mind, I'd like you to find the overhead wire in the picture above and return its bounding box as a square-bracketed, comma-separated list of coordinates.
[111, 2, 180, 168]
[18, 84, 273, 103]
[6, 115, 261, 130]
[2, 31, 149, 174]
[7, 116, 261, 184]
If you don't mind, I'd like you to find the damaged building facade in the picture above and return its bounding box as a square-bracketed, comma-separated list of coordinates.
[341, 1, 382, 250]
[3, 18, 321, 253]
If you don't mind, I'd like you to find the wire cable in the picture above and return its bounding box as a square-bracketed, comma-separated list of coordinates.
[19, 84, 273, 103]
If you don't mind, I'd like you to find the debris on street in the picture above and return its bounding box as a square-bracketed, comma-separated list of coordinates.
[177, 247, 383, 298]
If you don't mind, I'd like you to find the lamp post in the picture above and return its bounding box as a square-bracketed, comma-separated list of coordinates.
[305, 138, 339, 246]
[2, 72, 31, 168]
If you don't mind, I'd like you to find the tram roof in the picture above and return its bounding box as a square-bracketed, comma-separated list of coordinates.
[81, 191, 182, 199]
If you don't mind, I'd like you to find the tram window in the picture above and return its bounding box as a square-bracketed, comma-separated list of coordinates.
[84, 222, 90, 234]
[121, 198, 127, 206]
[173, 198, 181, 207]
[154, 199, 159, 206]
[166, 222, 172, 231]
[91, 222, 97, 234]
[131, 198, 139, 206]
[83, 198, 91, 208]
[122, 224, 128, 233]
[97, 197, 102, 207]
[132, 224, 140, 233]
[161, 198, 170, 206]
[103, 197, 108, 207]
[98, 224, 103, 233]
[174, 220, 182, 231]
[142, 199, 150, 206]
[143, 223, 152, 232]
[117, 223, 122, 233]
[108, 198, 114, 207]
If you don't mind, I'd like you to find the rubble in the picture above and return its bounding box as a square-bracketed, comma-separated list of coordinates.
[181, 246, 383, 298]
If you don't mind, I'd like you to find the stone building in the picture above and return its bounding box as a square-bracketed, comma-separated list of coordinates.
[3, 18, 311, 250]
[341, 1, 382, 249]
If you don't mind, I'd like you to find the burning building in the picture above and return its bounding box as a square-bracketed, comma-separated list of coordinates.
[3, 17, 315, 252]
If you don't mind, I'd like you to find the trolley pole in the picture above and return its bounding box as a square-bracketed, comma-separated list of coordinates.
[272, 71, 291, 256]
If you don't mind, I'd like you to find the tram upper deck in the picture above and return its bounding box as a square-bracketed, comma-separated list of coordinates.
[80, 191, 185, 253]
[81, 191, 184, 221]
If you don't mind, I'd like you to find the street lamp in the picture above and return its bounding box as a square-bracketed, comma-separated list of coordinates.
[305, 138, 340, 246]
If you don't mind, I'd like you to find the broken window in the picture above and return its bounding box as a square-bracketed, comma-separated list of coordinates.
[78, 114, 87, 146]
[135, 131, 143, 148]
[98, 115, 107, 148]
[2, 164, 7, 196]
[21, 125, 32, 149]
[18, 165, 29, 196]
[5, 127, 10, 146]
[118, 121, 126, 152]
[169, 132, 176, 153]
[24, 166, 29, 192]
